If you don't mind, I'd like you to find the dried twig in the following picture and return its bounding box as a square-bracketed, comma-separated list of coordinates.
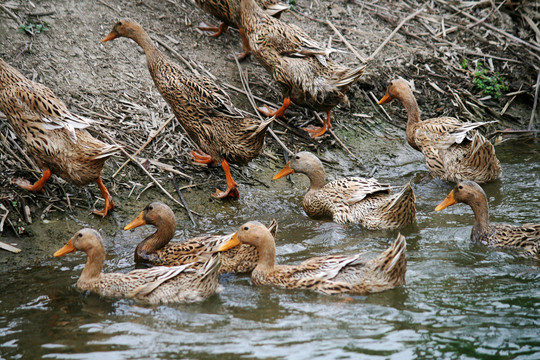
[529, 70, 540, 131]
[171, 174, 197, 226]
[112, 114, 178, 178]
[368, 8, 424, 61]
[326, 20, 367, 64]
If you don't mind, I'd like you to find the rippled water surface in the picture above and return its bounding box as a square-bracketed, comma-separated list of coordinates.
[1, 140, 539, 359]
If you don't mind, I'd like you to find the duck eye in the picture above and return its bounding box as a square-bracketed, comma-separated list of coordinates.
[78, 233, 83, 237]
[458, 185, 463, 190]
[295, 155, 300, 159]
[243, 226, 249, 231]
[148, 206, 153, 211]
[117, 21, 123, 26]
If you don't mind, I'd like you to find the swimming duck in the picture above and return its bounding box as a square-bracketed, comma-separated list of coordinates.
[54, 228, 220, 304]
[435, 181, 540, 258]
[102, 19, 275, 199]
[238, 0, 366, 138]
[0, 58, 118, 216]
[193, 0, 288, 59]
[219, 221, 407, 294]
[124, 201, 278, 273]
[273, 152, 416, 230]
[379, 78, 501, 183]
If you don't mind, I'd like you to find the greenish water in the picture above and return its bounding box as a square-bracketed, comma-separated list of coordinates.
[1, 140, 539, 359]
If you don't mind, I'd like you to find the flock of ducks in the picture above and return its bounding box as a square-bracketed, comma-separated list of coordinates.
[0, 0, 539, 304]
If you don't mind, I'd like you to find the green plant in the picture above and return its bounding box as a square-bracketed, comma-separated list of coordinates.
[472, 62, 508, 99]
[460, 58, 468, 69]
[18, 19, 49, 36]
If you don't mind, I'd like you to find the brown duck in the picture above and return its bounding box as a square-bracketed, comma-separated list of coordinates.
[435, 181, 540, 259]
[102, 19, 275, 198]
[238, 0, 366, 137]
[193, 0, 288, 59]
[54, 228, 220, 304]
[0, 58, 118, 216]
[273, 152, 416, 230]
[219, 221, 407, 295]
[124, 201, 278, 273]
[379, 78, 501, 183]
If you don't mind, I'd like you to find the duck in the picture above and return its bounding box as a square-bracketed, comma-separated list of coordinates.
[218, 221, 407, 295]
[54, 228, 220, 304]
[238, 0, 366, 138]
[435, 181, 540, 258]
[102, 19, 276, 199]
[0, 58, 118, 216]
[378, 78, 501, 183]
[124, 201, 278, 273]
[193, 0, 288, 59]
[273, 151, 416, 230]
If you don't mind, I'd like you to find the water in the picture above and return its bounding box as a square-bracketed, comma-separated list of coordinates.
[1, 140, 539, 359]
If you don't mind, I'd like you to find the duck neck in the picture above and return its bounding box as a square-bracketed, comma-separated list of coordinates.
[469, 196, 491, 234]
[136, 218, 175, 256]
[130, 27, 162, 67]
[399, 89, 422, 149]
[254, 236, 277, 273]
[305, 165, 327, 192]
[78, 246, 105, 287]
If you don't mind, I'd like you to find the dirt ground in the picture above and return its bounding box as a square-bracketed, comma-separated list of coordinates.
[0, 0, 538, 269]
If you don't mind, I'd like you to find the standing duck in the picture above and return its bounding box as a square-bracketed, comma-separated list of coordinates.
[102, 19, 275, 199]
[0, 58, 118, 216]
[193, 0, 288, 59]
[378, 78, 501, 183]
[219, 221, 407, 295]
[435, 181, 540, 258]
[238, 0, 366, 138]
[54, 228, 220, 304]
[273, 151, 416, 230]
[124, 201, 278, 273]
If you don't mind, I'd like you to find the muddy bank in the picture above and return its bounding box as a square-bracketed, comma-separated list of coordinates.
[0, 0, 538, 270]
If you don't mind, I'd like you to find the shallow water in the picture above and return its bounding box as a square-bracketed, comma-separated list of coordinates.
[1, 140, 539, 359]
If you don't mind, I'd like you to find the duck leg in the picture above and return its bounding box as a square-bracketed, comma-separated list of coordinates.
[212, 160, 239, 199]
[198, 22, 228, 38]
[257, 97, 291, 118]
[92, 177, 115, 217]
[190, 149, 216, 165]
[235, 28, 252, 60]
[13, 168, 52, 192]
[303, 110, 332, 138]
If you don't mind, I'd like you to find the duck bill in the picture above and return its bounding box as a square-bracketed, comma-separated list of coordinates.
[124, 211, 146, 230]
[218, 233, 241, 252]
[54, 238, 76, 257]
[435, 190, 457, 211]
[272, 163, 294, 180]
[378, 91, 393, 105]
[101, 31, 118, 42]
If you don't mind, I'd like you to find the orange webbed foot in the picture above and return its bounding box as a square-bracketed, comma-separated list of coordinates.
[211, 186, 239, 199]
[303, 125, 330, 138]
[257, 105, 285, 118]
[92, 198, 115, 217]
[198, 22, 228, 38]
[13, 178, 45, 192]
[190, 150, 216, 165]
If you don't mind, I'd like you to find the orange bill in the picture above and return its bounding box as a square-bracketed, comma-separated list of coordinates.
[218, 233, 241, 252]
[101, 32, 118, 42]
[435, 190, 457, 211]
[378, 91, 393, 105]
[272, 163, 294, 180]
[54, 238, 76, 257]
[124, 211, 146, 230]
